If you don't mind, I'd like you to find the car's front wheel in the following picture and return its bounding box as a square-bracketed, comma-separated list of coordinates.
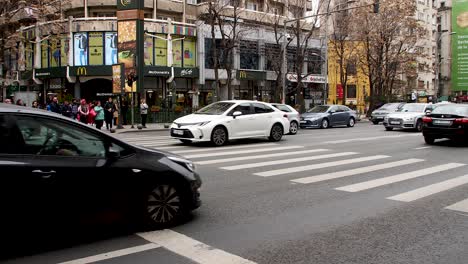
[415, 119, 423, 132]
[321, 119, 329, 129]
[143, 183, 187, 230]
[211, 126, 227, 146]
[289, 121, 299, 135]
[347, 118, 355, 127]
[269, 124, 284, 141]
[424, 137, 435, 145]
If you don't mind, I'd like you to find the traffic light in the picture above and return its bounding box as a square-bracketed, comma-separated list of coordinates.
[373, 0, 380, 13]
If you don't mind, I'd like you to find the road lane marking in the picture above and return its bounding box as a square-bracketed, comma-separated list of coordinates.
[323, 134, 420, 144]
[184, 146, 304, 159]
[414, 146, 431, 150]
[254, 155, 390, 177]
[221, 152, 358, 170]
[335, 163, 466, 193]
[118, 136, 171, 141]
[445, 198, 468, 213]
[156, 146, 187, 150]
[291, 159, 425, 184]
[172, 143, 278, 154]
[58, 243, 160, 264]
[138, 229, 257, 264]
[196, 149, 330, 165]
[387, 175, 468, 202]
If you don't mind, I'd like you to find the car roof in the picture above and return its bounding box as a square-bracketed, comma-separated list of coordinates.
[218, 100, 269, 104]
[0, 103, 58, 116]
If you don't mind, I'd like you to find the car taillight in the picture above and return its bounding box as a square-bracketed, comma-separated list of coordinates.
[454, 118, 468, 124]
[422, 116, 432, 123]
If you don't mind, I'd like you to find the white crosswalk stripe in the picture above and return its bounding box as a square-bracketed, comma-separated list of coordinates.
[220, 152, 358, 171]
[335, 163, 466, 193]
[195, 149, 330, 165]
[185, 146, 304, 159]
[254, 155, 390, 177]
[291, 159, 425, 184]
[445, 198, 468, 213]
[171, 143, 278, 154]
[386, 175, 468, 202]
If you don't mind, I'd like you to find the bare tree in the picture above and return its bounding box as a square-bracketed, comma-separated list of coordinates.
[354, 0, 426, 113]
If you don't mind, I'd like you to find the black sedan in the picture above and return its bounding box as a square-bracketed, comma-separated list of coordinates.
[422, 104, 468, 144]
[0, 104, 201, 235]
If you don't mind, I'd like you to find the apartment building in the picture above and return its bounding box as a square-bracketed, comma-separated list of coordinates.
[0, 0, 325, 113]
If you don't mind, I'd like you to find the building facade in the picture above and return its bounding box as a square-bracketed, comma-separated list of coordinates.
[0, 0, 325, 115]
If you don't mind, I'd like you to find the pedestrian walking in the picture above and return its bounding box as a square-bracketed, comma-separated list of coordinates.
[88, 102, 96, 125]
[71, 99, 79, 119]
[61, 101, 73, 118]
[78, 99, 89, 124]
[94, 101, 105, 130]
[140, 99, 148, 128]
[113, 99, 120, 126]
[104, 97, 114, 130]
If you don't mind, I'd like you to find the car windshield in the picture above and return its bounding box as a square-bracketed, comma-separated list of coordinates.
[432, 105, 468, 116]
[397, 104, 425, 113]
[379, 103, 401, 111]
[307, 106, 329, 113]
[195, 102, 235, 115]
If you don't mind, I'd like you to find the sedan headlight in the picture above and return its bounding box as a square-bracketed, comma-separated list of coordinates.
[403, 117, 415, 121]
[306, 117, 320, 121]
[168, 156, 195, 172]
[196, 121, 211, 126]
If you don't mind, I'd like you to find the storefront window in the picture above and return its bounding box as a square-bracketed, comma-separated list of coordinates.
[105, 32, 118, 65]
[88, 32, 104, 65]
[183, 37, 196, 67]
[25, 43, 34, 70]
[265, 43, 281, 71]
[205, 38, 230, 69]
[155, 34, 167, 66]
[49, 38, 61, 68]
[307, 50, 322, 74]
[287, 47, 297, 72]
[41, 42, 48, 68]
[172, 35, 183, 67]
[60, 36, 69, 67]
[240, 40, 259, 70]
[144, 36, 154, 65]
[74, 33, 88, 66]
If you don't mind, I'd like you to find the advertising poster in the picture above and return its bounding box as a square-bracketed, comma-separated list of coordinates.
[60, 36, 69, 67]
[49, 38, 60, 67]
[105, 32, 118, 65]
[112, 64, 124, 94]
[172, 36, 182, 67]
[183, 37, 196, 67]
[41, 42, 48, 68]
[155, 35, 167, 66]
[89, 32, 103, 65]
[452, 0, 468, 92]
[117, 21, 137, 77]
[144, 36, 154, 65]
[74, 33, 88, 66]
[25, 43, 33, 70]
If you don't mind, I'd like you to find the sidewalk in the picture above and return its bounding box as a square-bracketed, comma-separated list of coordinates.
[110, 123, 171, 134]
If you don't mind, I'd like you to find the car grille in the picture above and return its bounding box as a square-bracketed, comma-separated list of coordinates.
[171, 129, 195, 138]
[388, 118, 402, 125]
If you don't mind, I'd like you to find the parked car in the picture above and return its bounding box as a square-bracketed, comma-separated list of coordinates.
[370, 103, 405, 124]
[170, 100, 290, 146]
[271, 103, 300, 135]
[383, 103, 434, 132]
[422, 104, 468, 144]
[300, 105, 357, 129]
[0, 104, 202, 233]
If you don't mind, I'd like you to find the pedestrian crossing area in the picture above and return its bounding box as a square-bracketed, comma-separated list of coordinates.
[118, 134, 468, 215]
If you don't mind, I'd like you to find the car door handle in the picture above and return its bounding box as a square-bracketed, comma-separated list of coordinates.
[32, 169, 56, 179]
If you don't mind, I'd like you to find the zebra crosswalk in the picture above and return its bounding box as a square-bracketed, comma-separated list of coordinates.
[117, 134, 468, 215]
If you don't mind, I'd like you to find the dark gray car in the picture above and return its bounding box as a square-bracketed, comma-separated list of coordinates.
[300, 105, 357, 129]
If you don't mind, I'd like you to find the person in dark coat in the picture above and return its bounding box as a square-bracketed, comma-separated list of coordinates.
[61, 101, 73, 118]
[121, 97, 128, 125]
[104, 97, 115, 130]
[49, 96, 61, 114]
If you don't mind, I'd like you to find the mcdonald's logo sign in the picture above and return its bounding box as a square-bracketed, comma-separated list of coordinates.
[238, 71, 247, 79]
[76, 67, 87, 76]
[120, 0, 131, 6]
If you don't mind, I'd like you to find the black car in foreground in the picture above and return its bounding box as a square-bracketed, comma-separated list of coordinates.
[0, 104, 201, 235]
[422, 104, 468, 144]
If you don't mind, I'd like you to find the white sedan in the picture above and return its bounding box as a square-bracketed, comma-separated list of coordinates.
[170, 100, 290, 146]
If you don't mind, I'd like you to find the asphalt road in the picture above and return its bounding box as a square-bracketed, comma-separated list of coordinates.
[5, 122, 468, 264]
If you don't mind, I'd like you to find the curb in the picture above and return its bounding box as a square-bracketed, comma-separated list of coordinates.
[116, 128, 170, 134]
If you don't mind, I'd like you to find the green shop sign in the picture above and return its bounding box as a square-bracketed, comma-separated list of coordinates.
[35, 67, 67, 78]
[236, 70, 266, 80]
[452, 0, 468, 91]
[117, 0, 144, 10]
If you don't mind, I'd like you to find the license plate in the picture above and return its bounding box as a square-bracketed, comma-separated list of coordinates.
[173, 129, 184, 135]
[390, 121, 400, 125]
[434, 120, 452, 126]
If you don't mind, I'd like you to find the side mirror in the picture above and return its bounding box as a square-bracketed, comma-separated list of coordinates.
[232, 111, 242, 119]
[329, 110, 336, 114]
[108, 148, 120, 160]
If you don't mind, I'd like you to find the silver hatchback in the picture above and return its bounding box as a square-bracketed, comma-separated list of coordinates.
[271, 103, 300, 135]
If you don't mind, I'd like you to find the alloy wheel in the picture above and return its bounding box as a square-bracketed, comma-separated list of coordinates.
[270, 124, 283, 141]
[348, 118, 355, 127]
[212, 127, 227, 146]
[416, 120, 423, 132]
[289, 122, 298, 134]
[321, 119, 329, 129]
[146, 185, 181, 225]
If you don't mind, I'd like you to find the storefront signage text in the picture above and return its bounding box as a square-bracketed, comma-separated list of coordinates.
[236, 70, 266, 80]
